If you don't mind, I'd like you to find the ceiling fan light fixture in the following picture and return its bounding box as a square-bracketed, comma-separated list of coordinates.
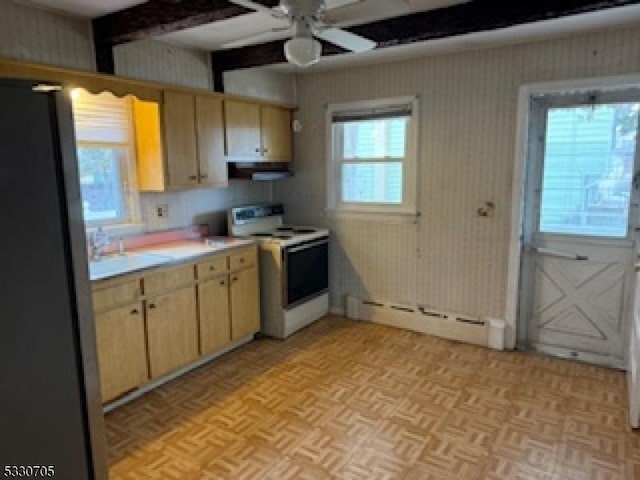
[284, 36, 322, 67]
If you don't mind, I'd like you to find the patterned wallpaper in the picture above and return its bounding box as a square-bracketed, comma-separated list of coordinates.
[114, 39, 213, 90]
[0, 0, 94, 70]
[276, 25, 640, 320]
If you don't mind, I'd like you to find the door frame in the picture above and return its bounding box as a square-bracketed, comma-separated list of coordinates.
[506, 73, 640, 353]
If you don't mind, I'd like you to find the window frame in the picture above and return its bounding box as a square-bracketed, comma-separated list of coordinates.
[72, 91, 142, 232]
[326, 96, 419, 219]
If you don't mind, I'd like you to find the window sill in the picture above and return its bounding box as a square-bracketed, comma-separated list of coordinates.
[325, 208, 419, 224]
[85, 223, 145, 238]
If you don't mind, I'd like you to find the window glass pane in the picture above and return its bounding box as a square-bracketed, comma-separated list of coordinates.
[342, 117, 407, 159]
[539, 103, 638, 237]
[342, 162, 402, 204]
[77, 146, 127, 223]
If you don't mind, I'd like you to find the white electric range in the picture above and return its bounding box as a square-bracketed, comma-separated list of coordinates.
[228, 203, 329, 338]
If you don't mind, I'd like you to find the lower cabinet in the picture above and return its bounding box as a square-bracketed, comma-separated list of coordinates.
[92, 245, 260, 405]
[146, 286, 199, 379]
[198, 275, 231, 355]
[230, 266, 260, 340]
[94, 302, 148, 403]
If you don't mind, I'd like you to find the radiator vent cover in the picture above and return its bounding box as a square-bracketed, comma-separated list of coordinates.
[351, 296, 490, 347]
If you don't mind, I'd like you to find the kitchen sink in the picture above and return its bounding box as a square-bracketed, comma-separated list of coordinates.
[139, 238, 248, 260]
[89, 252, 171, 281]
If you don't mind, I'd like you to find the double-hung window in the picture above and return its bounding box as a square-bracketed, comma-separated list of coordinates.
[327, 97, 418, 217]
[71, 89, 140, 228]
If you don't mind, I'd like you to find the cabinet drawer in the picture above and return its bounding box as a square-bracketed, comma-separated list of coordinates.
[144, 264, 194, 296]
[196, 255, 228, 278]
[229, 248, 256, 270]
[93, 280, 141, 312]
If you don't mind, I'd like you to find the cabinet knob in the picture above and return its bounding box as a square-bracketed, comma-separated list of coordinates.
[148, 303, 157, 309]
[130, 308, 139, 315]
[255, 148, 261, 153]
[209, 266, 216, 271]
[220, 280, 226, 286]
[232, 276, 238, 282]
[240, 257, 245, 263]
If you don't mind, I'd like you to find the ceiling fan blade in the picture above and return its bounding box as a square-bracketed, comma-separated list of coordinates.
[222, 26, 292, 49]
[313, 27, 376, 52]
[227, 0, 288, 20]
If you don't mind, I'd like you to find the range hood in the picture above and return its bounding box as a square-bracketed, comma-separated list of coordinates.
[228, 162, 292, 181]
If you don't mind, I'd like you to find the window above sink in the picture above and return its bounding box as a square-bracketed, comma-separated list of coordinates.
[71, 89, 142, 231]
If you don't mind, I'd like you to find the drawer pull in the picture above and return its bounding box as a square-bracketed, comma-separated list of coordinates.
[148, 303, 157, 310]
[200, 173, 208, 179]
[209, 266, 216, 271]
[255, 147, 261, 152]
[130, 308, 139, 315]
[240, 257, 245, 263]
[189, 175, 198, 180]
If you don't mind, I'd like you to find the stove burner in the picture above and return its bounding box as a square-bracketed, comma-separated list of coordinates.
[277, 227, 294, 231]
[293, 228, 316, 234]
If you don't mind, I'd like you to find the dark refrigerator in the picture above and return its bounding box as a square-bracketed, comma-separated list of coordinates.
[0, 79, 106, 479]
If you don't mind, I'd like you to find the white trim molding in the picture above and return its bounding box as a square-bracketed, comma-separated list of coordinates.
[325, 96, 420, 218]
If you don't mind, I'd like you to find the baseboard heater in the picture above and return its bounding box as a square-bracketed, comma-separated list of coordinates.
[348, 296, 492, 347]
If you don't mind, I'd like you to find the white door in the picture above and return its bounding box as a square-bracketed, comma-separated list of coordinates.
[520, 90, 640, 369]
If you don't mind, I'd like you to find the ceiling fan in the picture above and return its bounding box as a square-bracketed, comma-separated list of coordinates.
[226, 0, 377, 67]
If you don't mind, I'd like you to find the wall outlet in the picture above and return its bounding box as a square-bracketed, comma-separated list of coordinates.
[156, 204, 169, 218]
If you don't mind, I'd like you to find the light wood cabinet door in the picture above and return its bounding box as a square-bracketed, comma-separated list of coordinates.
[230, 266, 260, 340]
[261, 105, 292, 162]
[224, 100, 261, 159]
[146, 286, 199, 379]
[195, 96, 228, 187]
[198, 275, 231, 355]
[94, 303, 148, 403]
[133, 99, 166, 192]
[163, 91, 199, 188]
[144, 264, 194, 296]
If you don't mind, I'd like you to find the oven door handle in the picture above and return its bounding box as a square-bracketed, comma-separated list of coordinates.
[286, 238, 329, 254]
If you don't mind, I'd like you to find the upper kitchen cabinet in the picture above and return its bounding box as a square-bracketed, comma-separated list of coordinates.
[133, 91, 228, 192]
[162, 90, 199, 188]
[261, 105, 293, 161]
[224, 100, 293, 163]
[195, 96, 228, 188]
[224, 100, 261, 159]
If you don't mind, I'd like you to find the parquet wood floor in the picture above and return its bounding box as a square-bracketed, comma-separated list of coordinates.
[105, 316, 640, 479]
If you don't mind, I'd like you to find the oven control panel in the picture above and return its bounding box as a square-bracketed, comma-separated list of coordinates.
[232, 203, 284, 223]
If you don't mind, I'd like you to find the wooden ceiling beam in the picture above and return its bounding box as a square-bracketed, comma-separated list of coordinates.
[93, 0, 280, 46]
[212, 0, 640, 72]
[92, 0, 279, 72]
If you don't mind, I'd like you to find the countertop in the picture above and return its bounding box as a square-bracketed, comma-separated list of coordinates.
[89, 237, 254, 282]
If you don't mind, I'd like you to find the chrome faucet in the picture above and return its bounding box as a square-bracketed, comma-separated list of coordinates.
[89, 227, 110, 261]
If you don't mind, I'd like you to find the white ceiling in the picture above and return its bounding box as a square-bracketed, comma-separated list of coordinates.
[20, 0, 470, 49]
[18, 0, 145, 17]
[279, 4, 640, 73]
[161, 0, 469, 50]
[18, 0, 640, 72]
